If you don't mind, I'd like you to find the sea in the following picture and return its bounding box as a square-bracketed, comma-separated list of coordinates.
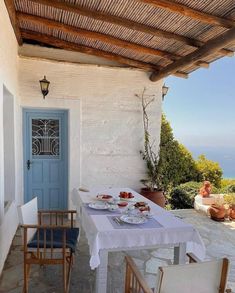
[188, 146, 235, 179]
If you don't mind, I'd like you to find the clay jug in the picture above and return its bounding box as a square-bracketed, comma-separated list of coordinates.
[208, 204, 225, 221]
[228, 205, 235, 220]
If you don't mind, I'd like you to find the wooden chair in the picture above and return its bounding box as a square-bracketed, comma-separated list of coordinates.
[125, 254, 231, 293]
[18, 197, 80, 293]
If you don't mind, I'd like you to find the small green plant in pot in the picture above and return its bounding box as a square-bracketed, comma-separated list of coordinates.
[224, 193, 235, 220]
[137, 88, 165, 208]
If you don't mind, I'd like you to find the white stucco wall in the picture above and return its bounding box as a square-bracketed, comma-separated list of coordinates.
[19, 56, 163, 207]
[0, 2, 162, 274]
[0, 1, 20, 274]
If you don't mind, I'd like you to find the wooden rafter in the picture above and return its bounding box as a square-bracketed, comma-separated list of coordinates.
[150, 27, 235, 81]
[17, 12, 212, 71]
[138, 0, 235, 29]
[27, 0, 233, 58]
[28, 0, 202, 48]
[4, 0, 22, 45]
[21, 29, 188, 79]
[17, 12, 179, 60]
[20, 30, 155, 71]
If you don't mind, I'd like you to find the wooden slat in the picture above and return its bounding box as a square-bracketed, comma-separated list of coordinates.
[220, 258, 229, 293]
[28, 0, 202, 48]
[195, 61, 209, 68]
[27, 0, 233, 58]
[4, 0, 23, 45]
[18, 12, 208, 70]
[138, 0, 235, 29]
[17, 12, 179, 61]
[125, 256, 153, 293]
[21, 29, 188, 79]
[150, 27, 235, 81]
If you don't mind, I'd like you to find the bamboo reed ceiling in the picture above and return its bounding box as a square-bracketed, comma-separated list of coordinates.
[4, 0, 235, 81]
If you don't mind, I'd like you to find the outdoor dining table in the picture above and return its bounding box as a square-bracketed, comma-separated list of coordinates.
[76, 187, 205, 293]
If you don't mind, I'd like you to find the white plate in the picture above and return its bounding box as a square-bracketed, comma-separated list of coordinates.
[120, 215, 147, 225]
[141, 211, 153, 218]
[88, 202, 109, 210]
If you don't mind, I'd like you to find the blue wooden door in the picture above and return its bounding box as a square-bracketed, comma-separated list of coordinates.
[23, 109, 68, 210]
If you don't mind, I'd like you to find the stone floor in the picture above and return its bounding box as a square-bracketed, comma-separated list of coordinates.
[0, 209, 234, 293]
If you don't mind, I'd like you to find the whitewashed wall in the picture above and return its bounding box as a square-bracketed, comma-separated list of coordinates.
[19, 56, 163, 206]
[0, 3, 162, 274]
[0, 1, 21, 274]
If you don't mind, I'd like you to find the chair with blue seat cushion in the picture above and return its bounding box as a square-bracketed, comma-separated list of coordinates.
[18, 197, 79, 293]
[27, 227, 79, 253]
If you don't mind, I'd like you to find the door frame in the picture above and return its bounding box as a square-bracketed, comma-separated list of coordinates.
[23, 108, 68, 209]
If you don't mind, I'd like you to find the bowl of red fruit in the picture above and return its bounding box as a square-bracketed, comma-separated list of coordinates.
[134, 201, 150, 212]
[119, 192, 135, 201]
[117, 201, 128, 208]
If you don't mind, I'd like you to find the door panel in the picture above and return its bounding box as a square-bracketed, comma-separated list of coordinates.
[23, 110, 68, 210]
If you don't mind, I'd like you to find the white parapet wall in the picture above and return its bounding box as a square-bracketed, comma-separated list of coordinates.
[0, 0, 21, 275]
[0, 201, 19, 273]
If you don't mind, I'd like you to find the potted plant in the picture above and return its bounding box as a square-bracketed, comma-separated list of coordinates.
[224, 193, 235, 220]
[137, 89, 165, 208]
[208, 194, 226, 221]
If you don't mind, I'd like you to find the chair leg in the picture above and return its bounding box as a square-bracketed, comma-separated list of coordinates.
[66, 252, 73, 293]
[23, 263, 30, 293]
[63, 257, 67, 293]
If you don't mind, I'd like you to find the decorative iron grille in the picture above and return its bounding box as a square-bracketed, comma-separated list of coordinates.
[32, 119, 60, 156]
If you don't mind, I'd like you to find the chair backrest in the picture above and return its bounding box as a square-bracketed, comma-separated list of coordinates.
[71, 188, 82, 223]
[71, 188, 80, 206]
[17, 197, 38, 242]
[155, 258, 229, 293]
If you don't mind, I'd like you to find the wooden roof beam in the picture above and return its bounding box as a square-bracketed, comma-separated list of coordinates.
[138, 0, 235, 29]
[4, 0, 23, 45]
[17, 12, 179, 60]
[20, 30, 155, 71]
[17, 12, 210, 71]
[150, 27, 235, 81]
[28, 0, 233, 57]
[21, 29, 188, 79]
[28, 0, 202, 48]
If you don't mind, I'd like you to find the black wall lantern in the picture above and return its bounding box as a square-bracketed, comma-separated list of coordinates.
[162, 84, 169, 101]
[39, 76, 50, 99]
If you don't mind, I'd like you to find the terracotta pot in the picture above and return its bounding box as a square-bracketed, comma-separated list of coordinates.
[228, 204, 235, 220]
[208, 204, 226, 221]
[140, 188, 165, 208]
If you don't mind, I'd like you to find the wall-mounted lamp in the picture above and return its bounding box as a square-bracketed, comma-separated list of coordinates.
[39, 76, 50, 99]
[162, 84, 169, 101]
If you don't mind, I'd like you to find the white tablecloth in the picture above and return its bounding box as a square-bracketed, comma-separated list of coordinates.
[76, 188, 205, 269]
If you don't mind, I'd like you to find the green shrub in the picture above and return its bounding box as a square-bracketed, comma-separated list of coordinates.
[221, 179, 235, 188]
[226, 185, 235, 193]
[195, 155, 223, 188]
[169, 181, 201, 209]
[224, 193, 235, 205]
[168, 181, 221, 210]
[169, 188, 193, 209]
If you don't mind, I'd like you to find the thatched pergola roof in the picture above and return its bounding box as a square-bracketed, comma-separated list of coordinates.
[4, 0, 235, 81]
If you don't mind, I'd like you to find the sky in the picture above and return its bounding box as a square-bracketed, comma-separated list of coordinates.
[163, 56, 235, 178]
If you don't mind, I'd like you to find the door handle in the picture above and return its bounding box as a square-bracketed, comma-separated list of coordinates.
[27, 160, 32, 170]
